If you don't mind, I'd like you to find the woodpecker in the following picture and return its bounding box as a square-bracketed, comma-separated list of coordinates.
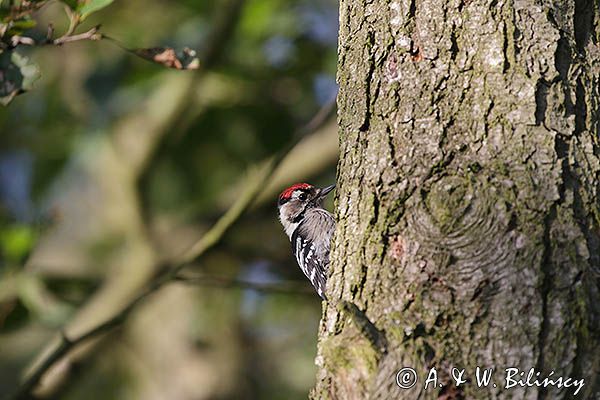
[277, 183, 336, 299]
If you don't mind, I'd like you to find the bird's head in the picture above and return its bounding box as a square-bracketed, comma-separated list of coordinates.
[277, 182, 335, 237]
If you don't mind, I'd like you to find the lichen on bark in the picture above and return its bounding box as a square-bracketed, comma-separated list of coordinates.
[313, 0, 600, 399]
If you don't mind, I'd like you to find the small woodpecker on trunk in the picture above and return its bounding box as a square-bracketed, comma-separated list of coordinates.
[277, 183, 336, 299]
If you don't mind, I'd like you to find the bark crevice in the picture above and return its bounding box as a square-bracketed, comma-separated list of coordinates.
[574, 0, 594, 54]
[536, 204, 558, 400]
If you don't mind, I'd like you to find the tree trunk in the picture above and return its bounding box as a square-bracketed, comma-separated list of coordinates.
[313, 0, 600, 399]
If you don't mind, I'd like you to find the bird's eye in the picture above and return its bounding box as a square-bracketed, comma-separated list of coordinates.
[298, 193, 307, 201]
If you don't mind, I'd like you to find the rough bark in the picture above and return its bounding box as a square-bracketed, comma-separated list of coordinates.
[313, 0, 600, 399]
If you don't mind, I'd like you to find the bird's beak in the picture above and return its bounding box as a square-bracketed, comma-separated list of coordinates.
[317, 184, 336, 199]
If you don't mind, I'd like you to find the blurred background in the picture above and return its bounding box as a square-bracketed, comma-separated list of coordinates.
[0, 0, 339, 398]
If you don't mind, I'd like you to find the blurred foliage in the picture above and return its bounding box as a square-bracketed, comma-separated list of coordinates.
[0, 50, 40, 105]
[0, 224, 35, 265]
[0, 0, 338, 398]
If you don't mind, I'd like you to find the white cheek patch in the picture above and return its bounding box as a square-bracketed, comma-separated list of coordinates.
[279, 204, 298, 238]
[285, 221, 299, 238]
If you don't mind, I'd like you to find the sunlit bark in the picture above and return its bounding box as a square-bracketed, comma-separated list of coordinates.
[314, 0, 600, 398]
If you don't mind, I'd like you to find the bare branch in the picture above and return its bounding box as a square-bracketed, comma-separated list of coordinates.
[9, 35, 35, 46]
[46, 23, 54, 41]
[52, 26, 102, 45]
[3, 1, 48, 21]
[4, 26, 102, 48]
[61, 4, 80, 38]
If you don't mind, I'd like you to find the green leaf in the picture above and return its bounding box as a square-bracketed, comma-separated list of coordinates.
[77, 0, 114, 20]
[0, 224, 36, 264]
[0, 50, 41, 106]
[6, 18, 37, 35]
[59, 0, 79, 10]
[11, 19, 37, 30]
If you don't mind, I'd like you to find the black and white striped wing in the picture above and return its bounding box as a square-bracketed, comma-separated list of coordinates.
[291, 231, 328, 299]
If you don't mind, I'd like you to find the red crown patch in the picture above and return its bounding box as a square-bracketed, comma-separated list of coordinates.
[279, 183, 313, 200]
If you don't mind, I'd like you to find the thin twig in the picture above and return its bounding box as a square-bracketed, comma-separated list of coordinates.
[61, 4, 80, 38]
[3, 1, 48, 21]
[9, 35, 35, 47]
[173, 274, 315, 295]
[6, 99, 336, 400]
[52, 26, 102, 45]
[46, 24, 54, 41]
[6, 26, 101, 48]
